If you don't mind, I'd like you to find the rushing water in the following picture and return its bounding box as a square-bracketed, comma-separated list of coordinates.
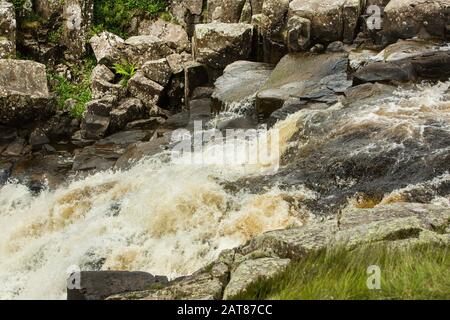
[0, 81, 449, 299]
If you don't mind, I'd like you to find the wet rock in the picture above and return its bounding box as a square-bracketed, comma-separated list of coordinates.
[256, 52, 349, 117]
[67, 271, 168, 300]
[29, 129, 50, 151]
[115, 135, 171, 169]
[383, 0, 449, 42]
[184, 61, 210, 107]
[192, 86, 214, 100]
[91, 64, 127, 100]
[125, 117, 165, 131]
[216, 116, 257, 131]
[73, 130, 151, 171]
[141, 59, 172, 87]
[0, 161, 12, 185]
[193, 22, 254, 71]
[268, 99, 309, 126]
[0, 1, 16, 58]
[128, 71, 165, 108]
[211, 61, 273, 114]
[223, 258, 290, 299]
[138, 18, 189, 53]
[89, 31, 124, 65]
[80, 97, 116, 140]
[0, 59, 55, 125]
[109, 98, 148, 132]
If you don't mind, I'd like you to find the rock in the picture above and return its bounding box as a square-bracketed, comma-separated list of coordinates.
[141, 59, 172, 87]
[109, 98, 148, 132]
[256, 52, 349, 117]
[166, 52, 193, 74]
[128, 71, 165, 109]
[91, 64, 127, 100]
[29, 129, 50, 151]
[121, 35, 174, 68]
[2, 137, 26, 157]
[286, 16, 311, 52]
[61, 0, 94, 59]
[0, 59, 55, 125]
[289, 0, 362, 44]
[184, 61, 210, 106]
[268, 98, 309, 126]
[89, 31, 124, 65]
[138, 18, 189, 53]
[170, 0, 205, 37]
[207, 0, 247, 23]
[193, 22, 254, 70]
[383, 0, 449, 42]
[0, 1, 16, 58]
[125, 117, 165, 131]
[80, 98, 115, 140]
[67, 271, 168, 300]
[192, 86, 214, 100]
[211, 60, 273, 114]
[327, 41, 345, 53]
[115, 135, 171, 169]
[354, 50, 450, 84]
[73, 130, 151, 171]
[223, 258, 290, 299]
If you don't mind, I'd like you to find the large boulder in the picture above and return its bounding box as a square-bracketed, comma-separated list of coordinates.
[0, 1, 15, 58]
[138, 18, 190, 53]
[383, 0, 449, 42]
[89, 31, 124, 66]
[207, 0, 247, 23]
[128, 71, 165, 108]
[120, 36, 174, 68]
[91, 64, 127, 100]
[289, 0, 363, 44]
[256, 52, 350, 117]
[0, 59, 55, 125]
[193, 22, 254, 71]
[211, 60, 273, 113]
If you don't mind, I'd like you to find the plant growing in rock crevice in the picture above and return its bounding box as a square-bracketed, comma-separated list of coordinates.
[113, 61, 137, 87]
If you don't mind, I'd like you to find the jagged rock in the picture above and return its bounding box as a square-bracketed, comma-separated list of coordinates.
[286, 16, 311, 52]
[166, 52, 193, 74]
[91, 64, 127, 100]
[256, 52, 349, 117]
[125, 117, 165, 131]
[120, 35, 174, 68]
[109, 98, 148, 132]
[211, 60, 273, 114]
[61, 0, 94, 59]
[193, 22, 254, 70]
[170, 0, 205, 36]
[29, 129, 50, 151]
[184, 61, 210, 106]
[2, 137, 26, 157]
[0, 59, 55, 125]
[89, 31, 124, 65]
[138, 18, 189, 53]
[128, 71, 165, 108]
[383, 0, 449, 42]
[0, 1, 16, 58]
[141, 59, 172, 87]
[80, 97, 115, 140]
[223, 258, 290, 299]
[207, 0, 247, 23]
[67, 271, 168, 300]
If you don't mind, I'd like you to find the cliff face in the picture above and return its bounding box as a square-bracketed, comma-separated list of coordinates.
[0, 0, 449, 300]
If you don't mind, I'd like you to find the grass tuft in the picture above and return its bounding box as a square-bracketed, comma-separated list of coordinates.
[231, 244, 450, 300]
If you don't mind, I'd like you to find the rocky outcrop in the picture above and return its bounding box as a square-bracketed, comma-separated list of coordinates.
[383, 0, 449, 42]
[0, 59, 55, 125]
[193, 22, 254, 71]
[0, 0, 16, 58]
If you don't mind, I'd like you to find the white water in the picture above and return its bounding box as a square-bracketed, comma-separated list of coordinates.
[0, 111, 310, 300]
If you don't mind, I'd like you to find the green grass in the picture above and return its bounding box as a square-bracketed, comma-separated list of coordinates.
[51, 56, 97, 118]
[232, 244, 450, 300]
[93, 0, 168, 38]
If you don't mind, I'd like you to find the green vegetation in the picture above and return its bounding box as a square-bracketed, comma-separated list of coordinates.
[93, 0, 168, 38]
[51, 57, 97, 118]
[232, 244, 450, 300]
[11, 0, 26, 10]
[48, 27, 63, 44]
[113, 61, 136, 87]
